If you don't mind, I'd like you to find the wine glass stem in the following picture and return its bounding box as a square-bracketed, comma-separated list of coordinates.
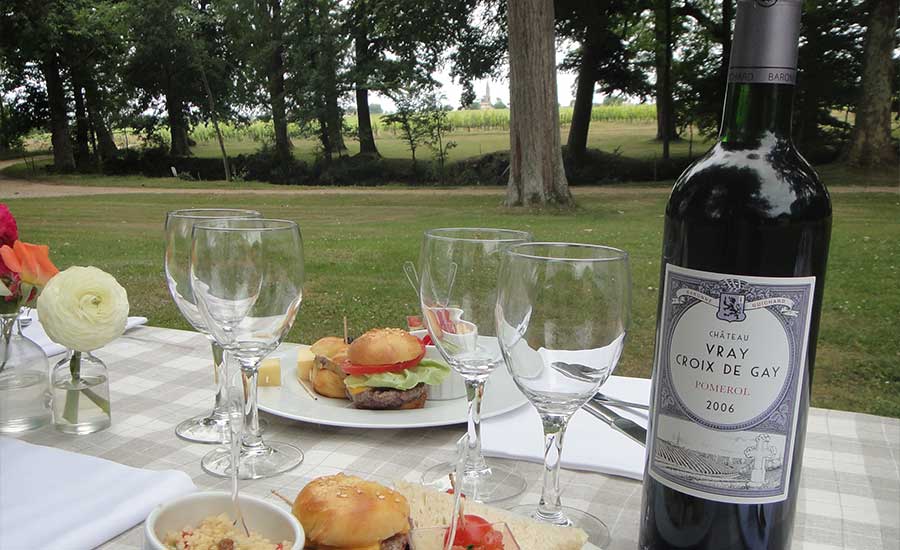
[241, 367, 264, 449]
[222, 350, 247, 535]
[463, 377, 488, 473]
[210, 342, 228, 418]
[536, 413, 570, 525]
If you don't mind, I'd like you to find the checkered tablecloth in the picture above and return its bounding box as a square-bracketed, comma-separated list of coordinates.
[9, 326, 900, 550]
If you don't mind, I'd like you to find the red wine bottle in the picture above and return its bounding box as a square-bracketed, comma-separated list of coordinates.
[638, 1, 831, 548]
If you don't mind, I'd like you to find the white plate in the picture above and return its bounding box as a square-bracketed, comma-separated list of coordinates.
[257, 344, 527, 429]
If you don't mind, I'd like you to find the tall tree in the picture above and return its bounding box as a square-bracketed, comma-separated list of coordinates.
[506, 0, 572, 207]
[557, 0, 649, 164]
[845, 0, 899, 167]
[125, 0, 195, 156]
[346, 0, 477, 158]
[653, 0, 677, 144]
[1, 1, 76, 170]
[794, 0, 866, 150]
[41, 50, 76, 171]
[222, 0, 293, 164]
[348, 0, 378, 156]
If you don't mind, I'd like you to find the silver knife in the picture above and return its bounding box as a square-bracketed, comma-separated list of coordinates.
[584, 399, 647, 446]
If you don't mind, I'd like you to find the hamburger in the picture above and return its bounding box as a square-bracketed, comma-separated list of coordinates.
[343, 328, 449, 410]
[292, 474, 411, 550]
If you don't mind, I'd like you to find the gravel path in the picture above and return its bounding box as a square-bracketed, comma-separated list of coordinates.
[1, 157, 896, 198]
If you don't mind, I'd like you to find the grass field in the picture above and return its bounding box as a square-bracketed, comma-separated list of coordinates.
[188, 121, 712, 165]
[5, 188, 898, 417]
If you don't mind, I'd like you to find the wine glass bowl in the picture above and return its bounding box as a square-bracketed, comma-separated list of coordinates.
[164, 208, 261, 444]
[418, 227, 532, 503]
[190, 218, 305, 480]
[496, 242, 630, 547]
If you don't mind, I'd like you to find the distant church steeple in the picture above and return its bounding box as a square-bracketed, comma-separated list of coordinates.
[479, 81, 494, 110]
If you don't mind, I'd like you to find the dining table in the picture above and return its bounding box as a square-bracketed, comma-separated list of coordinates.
[7, 324, 899, 550]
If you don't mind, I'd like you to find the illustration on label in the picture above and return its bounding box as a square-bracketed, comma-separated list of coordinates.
[648, 265, 815, 504]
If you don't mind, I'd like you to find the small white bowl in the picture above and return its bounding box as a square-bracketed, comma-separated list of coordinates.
[143, 491, 304, 550]
[411, 329, 466, 401]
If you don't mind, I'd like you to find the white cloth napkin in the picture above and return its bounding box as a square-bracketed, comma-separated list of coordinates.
[21, 309, 148, 357]
[0, 437, 196, 549]
[482, 375, 651, 481]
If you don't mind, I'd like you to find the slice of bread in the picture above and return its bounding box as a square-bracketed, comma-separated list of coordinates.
[394, 481, 589, 550]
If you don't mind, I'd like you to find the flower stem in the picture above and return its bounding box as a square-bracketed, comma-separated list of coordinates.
[62, 351, 84, 423]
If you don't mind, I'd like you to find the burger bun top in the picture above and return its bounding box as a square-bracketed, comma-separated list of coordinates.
[348, 328, 423, 366]
[292, 473, 410, 548]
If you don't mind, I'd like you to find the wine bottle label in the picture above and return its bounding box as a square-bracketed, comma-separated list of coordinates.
[647, 265, 815, 504]
[727, 0, 801, 85]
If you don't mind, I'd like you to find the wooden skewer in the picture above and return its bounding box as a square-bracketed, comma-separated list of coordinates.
[271, 489, 293, 506]
[343, 316, 349, 344]
[297, 378, 319, 401]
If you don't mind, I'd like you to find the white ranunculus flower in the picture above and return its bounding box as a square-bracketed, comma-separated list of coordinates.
[37, 266, 129, 352]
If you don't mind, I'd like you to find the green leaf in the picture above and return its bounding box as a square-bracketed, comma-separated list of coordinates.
[344, 359, 451, 391]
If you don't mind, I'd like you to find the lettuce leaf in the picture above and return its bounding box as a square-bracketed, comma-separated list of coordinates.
[344, 359, 451, 391]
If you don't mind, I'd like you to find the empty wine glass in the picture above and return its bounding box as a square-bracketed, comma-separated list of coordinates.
[191, 218, 304, 479]
[419, 228, 531, 503]
[165, 208, 262, 444]
[495, 242, 630, 547]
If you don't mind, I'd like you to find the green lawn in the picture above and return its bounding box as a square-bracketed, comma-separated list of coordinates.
[5, 188, 898, 417]
[191, 121, 711, 164]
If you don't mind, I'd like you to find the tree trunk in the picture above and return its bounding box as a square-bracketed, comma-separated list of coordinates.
[41, 52, 75, 172]
[166, 85, 191, 156]
[566, 36, 598, 165]
[662, 0, 673, 160]
[325, 92, 346, 155]
[845, 0, 899, 167]
[262, 0, 292, 164]
[506, 0, 572, 207]
[654, 0, 677, 144]
[71, 76, 91, 169]
[84, 76, 118, 160]
[356, 89, 378, 156]
[354, 9, 379, 157]
[198, 63, 231, 182]
[720, 0, 733, 88]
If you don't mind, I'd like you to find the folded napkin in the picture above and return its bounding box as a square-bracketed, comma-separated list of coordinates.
[0, 438, 196, 549]
[21, 310, 148, 357]
[482, 375, 651, 481]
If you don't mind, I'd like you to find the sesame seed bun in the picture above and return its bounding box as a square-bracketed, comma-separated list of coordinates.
[348, 328, 422, 366]
[292, 474, 410, 548]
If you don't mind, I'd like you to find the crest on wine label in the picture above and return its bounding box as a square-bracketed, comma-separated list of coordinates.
[717, 293, 746, 322]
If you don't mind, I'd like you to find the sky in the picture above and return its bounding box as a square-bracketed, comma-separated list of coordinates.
[368, 53, 585, 113]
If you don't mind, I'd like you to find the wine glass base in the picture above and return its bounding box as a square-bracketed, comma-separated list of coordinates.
[201, 441, 304, 480]
[421, 460, 527, 504]
[175, 414, 268, 444]
[508, 504, 611, 549]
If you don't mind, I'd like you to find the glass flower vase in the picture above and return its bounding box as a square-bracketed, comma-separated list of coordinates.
[0, 312, 51, 433]
[51, 350, 111, 434]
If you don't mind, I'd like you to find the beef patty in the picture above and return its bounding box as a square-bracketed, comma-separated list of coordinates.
[347, 383, 428, 410]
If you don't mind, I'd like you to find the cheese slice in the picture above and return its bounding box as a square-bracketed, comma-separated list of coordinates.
[347, 386, 369, 395]
[258, 357, 281, 386]
[296, 348, 316, 382]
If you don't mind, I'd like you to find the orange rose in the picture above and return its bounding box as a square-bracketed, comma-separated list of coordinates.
[0, 240, 59, 288]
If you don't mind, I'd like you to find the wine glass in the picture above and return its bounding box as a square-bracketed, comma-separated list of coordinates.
[190, 218, 305, 479]
[418, 228, 531, 503]
[165, 208, 262, 444]
[495, 242, 630, 547]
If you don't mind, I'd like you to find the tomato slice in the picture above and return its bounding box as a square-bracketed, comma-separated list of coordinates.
[444, 515, 504, 550]
[340, 341, 426, 375]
